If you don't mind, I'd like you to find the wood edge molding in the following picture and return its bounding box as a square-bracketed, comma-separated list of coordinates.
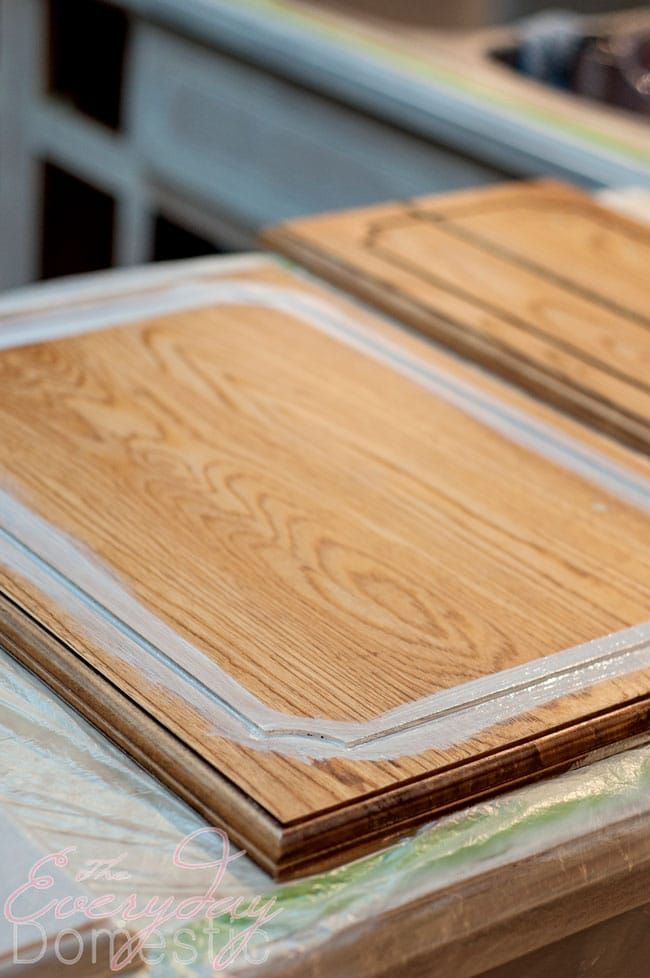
[3, 591, 650, 880]
[277, 698, 650, 871]
[0, 591, 283, 875]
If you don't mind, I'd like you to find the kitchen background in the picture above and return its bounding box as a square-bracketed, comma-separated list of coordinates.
[1, 0, 648, 290]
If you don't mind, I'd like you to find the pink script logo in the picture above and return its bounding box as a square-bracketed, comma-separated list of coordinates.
[4, 828, 281, 971]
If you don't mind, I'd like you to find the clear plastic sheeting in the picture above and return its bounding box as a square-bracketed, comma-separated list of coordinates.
[2, 646, 650, 977]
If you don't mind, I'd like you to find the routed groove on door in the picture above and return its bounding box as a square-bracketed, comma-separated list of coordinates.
[264, 180, 650, 454]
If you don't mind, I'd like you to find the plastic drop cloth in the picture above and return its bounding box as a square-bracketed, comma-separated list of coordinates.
[2, 646, 650, 977]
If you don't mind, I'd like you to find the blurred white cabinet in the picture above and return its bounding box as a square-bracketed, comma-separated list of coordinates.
[129, 26, 500, 228]
[0, 0, 503, 288]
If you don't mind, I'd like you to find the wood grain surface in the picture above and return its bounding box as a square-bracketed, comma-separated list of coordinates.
[264, 180, 650, 452]
[1, 257, 649, 878]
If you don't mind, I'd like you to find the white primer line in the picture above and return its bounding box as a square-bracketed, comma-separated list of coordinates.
[1, 278, 649, 760]
[0, 277, 648, 511]
[0, 254, 267, 319]
[2, 497, 650, 761]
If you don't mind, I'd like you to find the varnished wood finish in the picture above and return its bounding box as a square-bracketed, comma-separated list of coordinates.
[264, 180, 650, 452]
[1, 257, 649, 878]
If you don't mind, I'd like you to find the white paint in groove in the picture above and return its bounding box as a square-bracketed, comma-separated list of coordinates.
[2, 495, 650, 762]
[0, 254, 268, 319]
[1, 278, 649, 760]
[1, 277, 648, 511]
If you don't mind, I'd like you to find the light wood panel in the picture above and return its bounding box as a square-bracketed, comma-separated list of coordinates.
[1, 257, 649, 878]
[264, 180, 650, 452]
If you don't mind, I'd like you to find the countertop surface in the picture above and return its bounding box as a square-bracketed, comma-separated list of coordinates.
[119, 0, 650, 187]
